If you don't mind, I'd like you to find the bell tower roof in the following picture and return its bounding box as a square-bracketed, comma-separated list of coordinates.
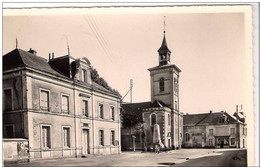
[158, 32, 171, 54]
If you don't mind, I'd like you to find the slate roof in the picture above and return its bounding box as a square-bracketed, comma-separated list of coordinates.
[3, 49, 64, 77]
[3, 48, 120, 97]
[184, 112, 239, 126]
[122, 100, 169, 115]
[158, 33, 171, 54]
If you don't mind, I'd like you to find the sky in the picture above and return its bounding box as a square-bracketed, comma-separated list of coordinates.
[2, 6, 253, 118]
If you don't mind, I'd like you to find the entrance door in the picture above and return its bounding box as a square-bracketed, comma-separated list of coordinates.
[82, 129, 89, 155]
[220, 141, 224, 148]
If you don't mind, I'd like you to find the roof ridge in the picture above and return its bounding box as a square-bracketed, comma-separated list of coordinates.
[18, 48, 47, 61]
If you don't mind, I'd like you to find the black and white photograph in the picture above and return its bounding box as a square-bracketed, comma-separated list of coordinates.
[2, 3, 258, 167]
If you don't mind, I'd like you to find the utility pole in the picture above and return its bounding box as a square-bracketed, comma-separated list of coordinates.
[130, 79, 133, 103]
[121, 79, 134, 103]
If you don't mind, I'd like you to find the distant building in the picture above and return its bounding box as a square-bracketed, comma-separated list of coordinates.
[121, 30, 183, 150]
[183, 111, 247, 148]
[3, 48, 121, 161]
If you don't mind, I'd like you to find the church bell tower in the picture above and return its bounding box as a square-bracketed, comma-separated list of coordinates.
[148, 19, 183, 149]
[148, 29, 181, 110]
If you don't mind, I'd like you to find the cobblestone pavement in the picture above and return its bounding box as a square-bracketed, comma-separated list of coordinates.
[6, 148, 246, 166]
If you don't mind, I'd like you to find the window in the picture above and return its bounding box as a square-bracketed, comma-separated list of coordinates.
[175, 101, 178, 111]
[209, 129, 214, 135]
[3, 89, 12, 111]
[168, 114, 171, 126]
[42, 126, 51, 148]
[151, 114, 156, 125]
[99, 130, 104, 146]
[99, 104, 104, 119]
[82, 69, 87, 82]
[61, 95, 69, 114]
[4, 125, 15, 138]
[209, 139, 213, 146]
[63, 127, 70, 148]
[230, 128, 235, 135]
[185, 133, 190, 142]
[159, 78, 164, 92]
[219, 118, 225, 124]
[82, 100, 88, 117]
[174, 78, 178, 91]
[111, 130, 115, 146]
[231, 138, 235, 145]
[110, 106, 115, 120]
[40, 90, 50, 111]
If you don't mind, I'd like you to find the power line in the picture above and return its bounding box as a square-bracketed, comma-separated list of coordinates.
[83, 15, 113, 63]
[89, 15, 115, 59]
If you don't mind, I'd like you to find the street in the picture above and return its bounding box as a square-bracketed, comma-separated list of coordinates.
[6, 149, 247, 167]
[174, 149, 247, 167]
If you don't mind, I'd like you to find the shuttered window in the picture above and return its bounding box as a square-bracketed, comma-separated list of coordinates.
[61, 95, 69, 113]
[42, 126, 51, 148]
[111, 130, 115, 146]
[40, 90, 50, 111]
[82, 100, 88, 117]
[99, 104, 104, 119]
[63, 127, 70, 147]
[110, 106, 115, 120]
[99, 130, 104, 146]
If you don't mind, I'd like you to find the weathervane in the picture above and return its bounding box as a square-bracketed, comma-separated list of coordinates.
[164, 16, 166, 33]
[67, 43, 70, 56]
[16, 38, 18, 49]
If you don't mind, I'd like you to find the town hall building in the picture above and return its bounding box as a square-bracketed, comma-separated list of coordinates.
[121, 30, 183, 151]
[3, 47, 121, 161]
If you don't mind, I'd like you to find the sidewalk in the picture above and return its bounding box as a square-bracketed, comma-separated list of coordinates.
[6, 148, 243, 166]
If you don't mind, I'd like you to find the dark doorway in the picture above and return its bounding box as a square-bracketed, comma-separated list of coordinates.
[220, 141, 224, 148]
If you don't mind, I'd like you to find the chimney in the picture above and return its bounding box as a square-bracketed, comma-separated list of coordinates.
[209, 110, 212, 113]
[49, 53, 51, 60]
[52, 52, 54, 59]
[28, 48, 37, 55]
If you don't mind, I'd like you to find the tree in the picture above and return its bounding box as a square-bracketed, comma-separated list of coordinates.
[121, 108, 143, 129]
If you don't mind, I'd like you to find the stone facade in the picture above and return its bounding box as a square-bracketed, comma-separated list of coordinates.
[3, 49, 121, 160]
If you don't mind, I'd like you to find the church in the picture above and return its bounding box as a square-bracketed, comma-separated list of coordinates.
[121, 29, 183, 151]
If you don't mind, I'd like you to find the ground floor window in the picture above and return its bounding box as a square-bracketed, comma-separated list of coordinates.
[111, 131, 115, 146]
[99, 130, 104, 146]
[42, 126, 51, 148]
[63, 127, 70, 148]
[185, 133, 190, 142]
[230, 138, 235, 145]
